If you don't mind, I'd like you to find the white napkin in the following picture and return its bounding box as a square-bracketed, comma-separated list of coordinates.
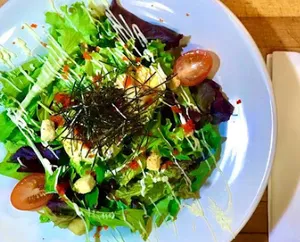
[268, 52, 300, 242]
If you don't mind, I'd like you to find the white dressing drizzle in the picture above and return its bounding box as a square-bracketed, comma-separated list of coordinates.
[49, 0, 59, 13]
[17, 157, 26, 167]
[179, 86, 198, 110]
[71, 202, 91, 242]
[139, 202, 148, 217]
[8, 109, 53, 174]
[208, 198, 233, 235]
[172, 220, 179, 238]
[14, 38, 32, 56]
[185, 201, 217, 242]
[115, 228, 126, 242]
[200, 130, 233, 212]
[121, 209, 133, 229]
[165, 180, 180, 206]
[118, 15, 135, 40]
[149, 197, 162, 216]
[0, 45, 16, 68]
[132, 24, 148, 47]
[42, 141, 60, 160]
[105, 10, 144, 57]
[171, 154, 192, 187]
[139, 221, 148, 235]
[140, 178, 146, 197]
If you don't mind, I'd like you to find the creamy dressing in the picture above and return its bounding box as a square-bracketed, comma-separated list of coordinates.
[37, 101, 54, 115]
[165, 180, 180, 206]
[139, 221, 147, 235]
[49, 0, 59, 13]
[178, 113, 186, 124]
[118, 15, 135, 40]
[0, 46, 16, 68]
[179, 86, 198, 110]
[105, 10, 144, 57]
[200, 130, 233, 212]
[42, 142, 59, 160]
[171, 154, 192, 187]
[121, 209, 132, 229]
[139, 202, 148, 217]
[149, 197, 162, 216]
[6, 106, 54, 174]
[140, 178, 146, 197]
[132, 24, 148, 47]
[185, 136, 196, 150]
[115, 228, 126, 242]
[208, 198, 233, 235]
[71, 202, 91, 242]
[19, 67, 36, 84]
[16, 157, 26, 167]
[53, 166, 64, 190]
[172, 221, 179, 238]
[186, 201, 204, 217]
[14, 38, 32, 56]
[192, 220, 197, 232]
[186, 200, 217, 242]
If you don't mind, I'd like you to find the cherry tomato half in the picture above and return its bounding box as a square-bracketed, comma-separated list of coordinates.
[10, 174, 53, 211]
[174, 50, 213, 86]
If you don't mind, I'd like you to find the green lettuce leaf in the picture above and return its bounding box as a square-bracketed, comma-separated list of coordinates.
[0, 58, 43, 100]
[60, 3, 98, 44]
[189, 155, 218, 192]
[153, 196, 171, 227]
[0, 162, 28, 180]
[45, 166, 68, 193]
[0, 112, 16, 142]
[0, 126, 29, 180]
[146, 40, 175, 75]
[85, 187, 99, 209]
[39, 207, 76, 228]
[79, 206, 150, 239]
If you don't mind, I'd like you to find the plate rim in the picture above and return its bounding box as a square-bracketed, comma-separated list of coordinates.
[214, 0, 277, 237]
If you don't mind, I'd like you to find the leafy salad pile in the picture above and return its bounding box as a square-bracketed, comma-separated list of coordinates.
[0, 1, 234, 241]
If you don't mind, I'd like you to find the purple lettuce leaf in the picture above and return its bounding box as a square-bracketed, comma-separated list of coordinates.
[211, 89, 235, 124]
[11, 144, 68, 173]
[47, 199, 75, 216]
[189, 79, 234, 127]
[110, 0, 184, 50]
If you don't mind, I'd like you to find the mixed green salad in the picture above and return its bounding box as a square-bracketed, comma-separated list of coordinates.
[0, 0, 234, 241]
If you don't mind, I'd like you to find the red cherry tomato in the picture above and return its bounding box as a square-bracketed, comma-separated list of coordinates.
[174, 50, 213, 86]
[10, 174, 53, 211]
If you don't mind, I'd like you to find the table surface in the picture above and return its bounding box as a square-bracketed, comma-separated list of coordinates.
[0, 0, 296, 241]
[221, 1, 298, 241]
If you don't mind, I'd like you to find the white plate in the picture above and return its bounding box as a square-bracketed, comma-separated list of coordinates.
[0, 0, 276, 242]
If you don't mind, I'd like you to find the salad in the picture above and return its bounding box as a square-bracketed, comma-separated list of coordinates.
[0, 0, 234, 241]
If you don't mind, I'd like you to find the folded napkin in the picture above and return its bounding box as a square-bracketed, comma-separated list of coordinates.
[268, 52, 300, 242]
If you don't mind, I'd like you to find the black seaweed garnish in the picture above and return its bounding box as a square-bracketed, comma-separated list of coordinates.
[57, 74, 173, 160]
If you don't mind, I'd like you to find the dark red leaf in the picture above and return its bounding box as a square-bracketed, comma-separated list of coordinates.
[11, 144, 68, 173]
[191, 80, 234, 126]
[110, 0, 183, 50]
